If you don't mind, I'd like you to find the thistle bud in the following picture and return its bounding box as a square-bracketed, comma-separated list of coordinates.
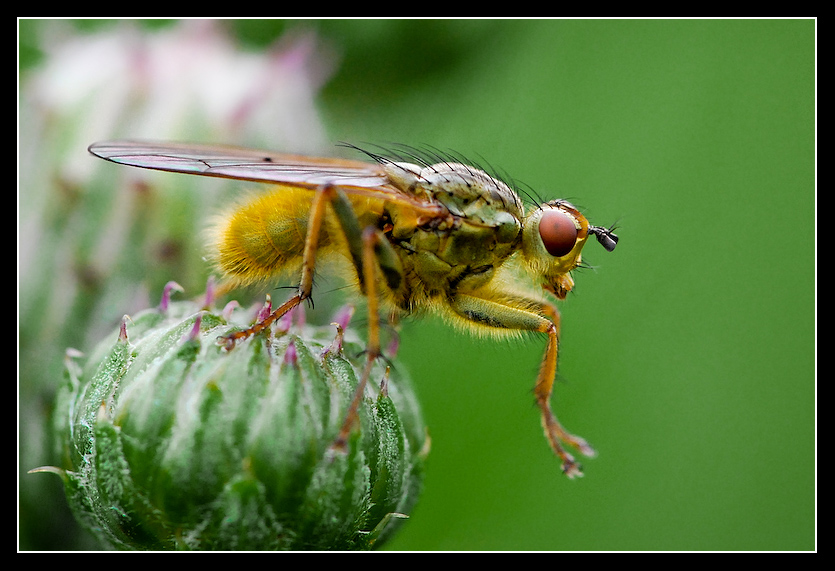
[45, 288, 428, 551]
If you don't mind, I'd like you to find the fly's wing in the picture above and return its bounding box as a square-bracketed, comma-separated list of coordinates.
[88, 140, 417, 203]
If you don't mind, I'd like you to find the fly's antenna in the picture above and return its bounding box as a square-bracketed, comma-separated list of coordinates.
[588, 222, 619, 252]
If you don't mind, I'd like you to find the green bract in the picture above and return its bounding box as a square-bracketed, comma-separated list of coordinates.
[49, 291, 427, 550]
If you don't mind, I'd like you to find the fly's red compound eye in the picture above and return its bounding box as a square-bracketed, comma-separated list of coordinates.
[539, 209, 578, 257]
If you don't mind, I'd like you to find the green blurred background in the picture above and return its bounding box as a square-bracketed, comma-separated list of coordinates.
[19, 19, 815, 551]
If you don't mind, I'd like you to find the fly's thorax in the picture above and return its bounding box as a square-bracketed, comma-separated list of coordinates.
[394, 213, 521, 300]
[522, 201, 591, 299]
[388, 159, 522, 242]
[383, 161, 524, 228]
[380, 160, 528, 295]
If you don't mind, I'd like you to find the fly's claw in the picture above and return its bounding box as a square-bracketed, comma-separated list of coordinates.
[219, 333, 238, 351]
[562, 457, 584, 479]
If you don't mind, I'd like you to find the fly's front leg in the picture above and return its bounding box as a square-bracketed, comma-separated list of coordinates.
[220, 184, 334, 349]
[534, 314, 596, 476]
[450, 293, 594, 478]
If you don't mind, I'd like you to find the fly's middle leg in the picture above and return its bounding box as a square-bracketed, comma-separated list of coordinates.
[328, 188, 405, 451]
[329, 226, 398, 452]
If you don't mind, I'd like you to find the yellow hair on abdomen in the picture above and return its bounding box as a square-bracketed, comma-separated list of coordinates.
[207, 185, 334, 288]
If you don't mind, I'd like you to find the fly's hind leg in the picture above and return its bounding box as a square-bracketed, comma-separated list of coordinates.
[450, 293, 594, 478]
[220, 184, 334, 350]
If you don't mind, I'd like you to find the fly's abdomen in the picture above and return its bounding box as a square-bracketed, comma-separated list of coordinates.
[212, 186, 321, 286]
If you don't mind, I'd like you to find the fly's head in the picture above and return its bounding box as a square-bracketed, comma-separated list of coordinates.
[522, 200, 618, 299]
